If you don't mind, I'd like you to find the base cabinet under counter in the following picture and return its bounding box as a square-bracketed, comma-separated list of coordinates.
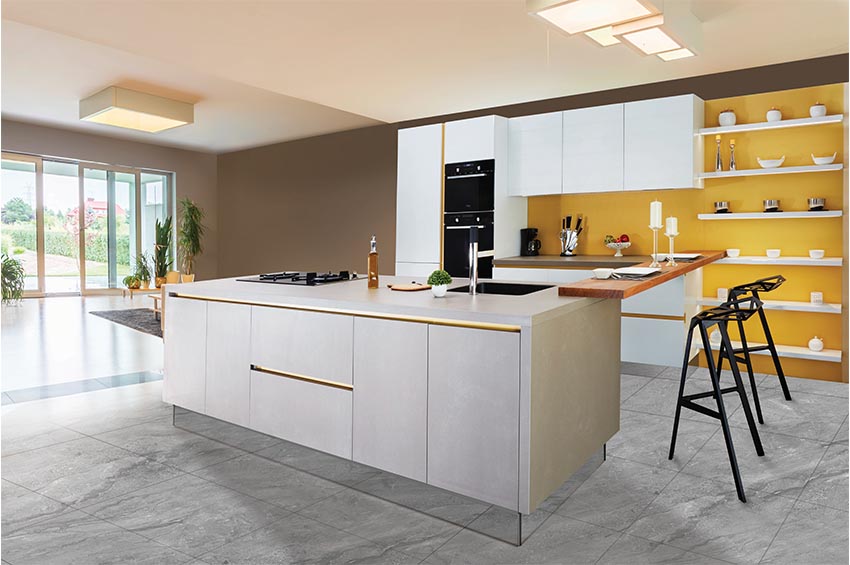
[163, 296, 207, 414]
[205, 301, 251, 427]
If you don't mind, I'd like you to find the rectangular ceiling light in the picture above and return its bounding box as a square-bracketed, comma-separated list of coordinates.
[657, 47, 694, 61]
[536, 0, 654, 34]
[621, 26, 681, 54]
[80, 86, 194, 133]
[585, 26, 620, 46]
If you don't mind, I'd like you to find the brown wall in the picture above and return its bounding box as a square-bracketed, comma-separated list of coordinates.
[1, 119, 219, 280]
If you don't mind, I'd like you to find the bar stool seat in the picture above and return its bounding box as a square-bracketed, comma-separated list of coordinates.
[669, 296, 766, 502]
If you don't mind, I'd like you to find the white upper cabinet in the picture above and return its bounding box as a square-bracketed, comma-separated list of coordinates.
[623, 94, 704, 191]
[444, 116, 498, 163]
[562, 104, 624, 194]
[396, 124, 443, 265]
[507, 112, 563, 196]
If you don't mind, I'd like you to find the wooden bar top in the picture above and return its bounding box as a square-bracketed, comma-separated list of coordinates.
[558, 251, 726, 299]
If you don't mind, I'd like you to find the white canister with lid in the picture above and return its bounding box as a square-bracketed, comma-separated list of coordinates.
[810, 103, 827, 118]
[766, 108, 782, 122]
[808, 336, 824, 352]
[718, 110, 736, 127]
[810, 291, 824, 305]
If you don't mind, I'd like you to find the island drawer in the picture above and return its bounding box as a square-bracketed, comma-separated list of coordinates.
[249, 368, 352, 459]
[250, 306, 354, 385]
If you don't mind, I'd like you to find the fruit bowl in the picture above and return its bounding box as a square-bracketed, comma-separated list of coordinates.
[606, 241, 631, 257]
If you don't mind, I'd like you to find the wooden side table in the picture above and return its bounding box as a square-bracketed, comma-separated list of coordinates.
[149, 293, 162, 321]
[122, 287, 157, 300]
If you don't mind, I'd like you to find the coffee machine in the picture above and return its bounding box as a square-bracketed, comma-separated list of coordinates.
[520, 228, 541, 256]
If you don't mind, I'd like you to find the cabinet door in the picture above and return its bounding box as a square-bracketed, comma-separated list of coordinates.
[428, 325, 520, 510]
[353, 318, 427, 481]
[250, 369, 352, 458]
[622, 276, 684, 316]
[396, 124, 443, 264]
[163, 296, 207, 413]
[624, 94, 703, 191]
[563, 104, 624, 194]
[205, 301, 251, 427]
[622, 317, 685, 367]
[251, 306, 353, 385]
[508, 112, 562, 196]
[445, 116, 495, 163]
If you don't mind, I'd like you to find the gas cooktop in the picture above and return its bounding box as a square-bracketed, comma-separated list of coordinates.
[237, 271, 356, 286]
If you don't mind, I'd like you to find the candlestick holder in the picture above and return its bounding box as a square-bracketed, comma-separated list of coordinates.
[649, 226, 661, 267]
[664, 232, 678, 267]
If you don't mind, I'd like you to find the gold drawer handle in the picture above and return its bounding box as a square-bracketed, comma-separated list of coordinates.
[251, 364, 353, 391]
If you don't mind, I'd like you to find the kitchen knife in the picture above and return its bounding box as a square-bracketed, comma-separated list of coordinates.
[566, 215, 572, 230]
[574, 215, 583, 233]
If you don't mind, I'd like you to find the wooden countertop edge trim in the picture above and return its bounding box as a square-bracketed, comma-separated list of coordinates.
[557, 251, 727, 299]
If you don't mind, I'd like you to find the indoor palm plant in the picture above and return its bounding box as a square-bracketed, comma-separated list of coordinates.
[178, 198, 205, 283]
[153, 216, 173, 288]
[1, 253, 26, 305]
[134, 252, 152, 289]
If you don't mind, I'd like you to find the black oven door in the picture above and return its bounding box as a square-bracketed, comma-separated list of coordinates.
[443, 213, 494, 279]
[444, 160, 495, 213]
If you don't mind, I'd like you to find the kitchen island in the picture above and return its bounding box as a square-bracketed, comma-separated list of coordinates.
[163, 275, 620, 516]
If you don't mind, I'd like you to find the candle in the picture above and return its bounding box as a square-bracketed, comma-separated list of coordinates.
[666, 216, 678, 235]
[650, 201, 663, 229]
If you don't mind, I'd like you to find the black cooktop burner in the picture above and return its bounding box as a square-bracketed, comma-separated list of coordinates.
[237, 270, 355, 286]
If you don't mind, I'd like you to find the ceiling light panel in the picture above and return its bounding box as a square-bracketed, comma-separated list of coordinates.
[622, 27, 681, 54]
[585, 26, 620, 46]
[80, 86, 193, 133]
[657, 47, 694, 61]
[537, 0, 654, 34]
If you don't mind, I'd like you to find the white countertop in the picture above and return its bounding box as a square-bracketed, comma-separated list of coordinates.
[167, 275, 599, 327]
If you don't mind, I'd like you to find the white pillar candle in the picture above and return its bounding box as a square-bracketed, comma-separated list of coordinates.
[650, 201, 663, 229]
[666, 216, 678, 235]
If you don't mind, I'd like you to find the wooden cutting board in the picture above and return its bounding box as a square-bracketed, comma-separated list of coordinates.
[387, 283, 431, 291]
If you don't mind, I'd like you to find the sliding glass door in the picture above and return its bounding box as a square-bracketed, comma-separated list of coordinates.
[1, 154, 43, 295]
[43, 160, 82, 293]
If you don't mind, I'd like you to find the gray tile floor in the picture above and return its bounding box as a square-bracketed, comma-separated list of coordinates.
[1, 370, 847, 564]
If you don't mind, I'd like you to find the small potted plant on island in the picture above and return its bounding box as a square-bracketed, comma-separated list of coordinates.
[427, 269, 452, 298]
[154, 216, 173, 288]
[122, 275, 141, 290]
[135, 252, 152, 289]
[1, 253, 26, 305]
[178, 198, 206, 283]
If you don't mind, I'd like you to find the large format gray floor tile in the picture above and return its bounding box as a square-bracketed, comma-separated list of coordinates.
[621, 374, 653, 404]
[760, 374, 848, 398]
[465, 505, 550, 545]
[424, 513, 620, 564]
[1, 510, 193, 565]
[556, 458, 677, 531]
[85, 474, 289, 558]
[198, 512, 410, 564]
[626, 473, 796, 564]
[760, 500, 849, 565]
[1, 436, 183, 508]
[597, 533, 730, 564]
[682, 426, 829, 499]
[1, 408, 84, 456]
[798, 441, 849, 511]
[833, 415, 848, 443]
[256, 440, 381, 486]
[621, 375, 752, 424]
[1, 480, 72, 535]
[299, 488, 461, 559]
[608, 410, 717, 471]
[730, 389, 848, 442]
[94, 419, 245, 472]
[193, 452, 343, 511]
[621, 362, 669, 378]
[174, 409, 282, 453]
[535, 448, 604, 514]
[655, 365, 699, 381]
[5, 378, 109, 403]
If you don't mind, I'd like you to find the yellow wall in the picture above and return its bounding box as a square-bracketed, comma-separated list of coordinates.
[528, 83, 846, 381]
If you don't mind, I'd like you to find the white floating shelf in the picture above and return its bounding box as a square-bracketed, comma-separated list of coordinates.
[699, 114, 844, 135]
[715, 256, 842, 266]
[698, 164, 843, 179]
[697, 340, 841, 363]
[697, 297, 842, 314]
[697, 211, 843, 220]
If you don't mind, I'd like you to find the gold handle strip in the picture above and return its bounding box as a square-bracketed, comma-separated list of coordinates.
[621, 312, 686, 322]
[171, 292, 522, 333]
[251, 365, 353, 391]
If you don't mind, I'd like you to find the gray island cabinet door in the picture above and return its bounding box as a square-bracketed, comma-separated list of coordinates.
[205, 302, 251, 427]
[427, 325, 521, 511]
[163, 296, 207, 413]
[352, 317, 428, 482]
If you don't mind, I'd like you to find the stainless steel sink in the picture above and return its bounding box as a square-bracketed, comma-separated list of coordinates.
[447, 282, 554, 296]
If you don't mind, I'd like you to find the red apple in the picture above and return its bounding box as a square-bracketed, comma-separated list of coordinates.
[619, 234, 630, 243]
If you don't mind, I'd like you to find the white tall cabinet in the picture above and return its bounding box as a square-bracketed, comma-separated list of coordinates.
[395, 123, 443, 277]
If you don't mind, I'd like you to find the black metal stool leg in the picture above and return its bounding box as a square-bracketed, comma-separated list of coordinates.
[669, 322, 696, 460]
[758, 307, 792, 401]
[736, 316, 764, 425]
[721, 322, 764, 457]
[704, 323, 747, 502]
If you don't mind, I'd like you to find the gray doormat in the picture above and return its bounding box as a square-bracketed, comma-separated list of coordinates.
[90, 308, 162, 338]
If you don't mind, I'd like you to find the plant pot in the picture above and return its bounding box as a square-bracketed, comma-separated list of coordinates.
[129, 282, 141, 290]
[155, 276, 167, 288]
[718, 111, 736, 127]
[142, 280, 150, 289]
[180, 273, 195, 283]
[431, 284, 448, 298]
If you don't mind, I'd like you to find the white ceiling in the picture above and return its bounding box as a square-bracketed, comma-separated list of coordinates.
[2, 0, 847, 152]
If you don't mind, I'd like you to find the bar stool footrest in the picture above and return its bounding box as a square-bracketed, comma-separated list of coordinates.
[680, 399, 722, 420]
[683, 386, 739, 402]
[732, 345, 771, 354]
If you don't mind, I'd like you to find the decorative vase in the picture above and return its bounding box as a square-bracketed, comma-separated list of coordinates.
[766, 108, 782, 122]
[181, 273, 195, 283]
[155, 276, 167, 288]
[809, 103, 826, 118]
[431, 284, 448, 298]
[142, 280, 150, 289]
[718, 110, 736, 127]
[808, 336, 824, 352]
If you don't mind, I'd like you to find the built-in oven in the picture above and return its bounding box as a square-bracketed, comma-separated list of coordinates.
[444, 159, 495, 213]
[443, 212, 494, 279]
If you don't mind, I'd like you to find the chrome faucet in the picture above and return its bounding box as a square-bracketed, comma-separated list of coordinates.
[469, 226, 479, 295]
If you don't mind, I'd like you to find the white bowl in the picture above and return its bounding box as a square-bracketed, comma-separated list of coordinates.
[809, 249, 825, 259]
[605, 241, 631, 257]
[726, 248, 741, 258]
[592, 268, 614, 280]
[811, 152, 836, 165]
[757, 156, 785, 169]
[766, 249, 781, 258]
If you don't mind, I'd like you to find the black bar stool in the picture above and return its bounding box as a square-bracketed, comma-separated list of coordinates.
[717, 275, 793, 425]
[669, 296, 765, 502]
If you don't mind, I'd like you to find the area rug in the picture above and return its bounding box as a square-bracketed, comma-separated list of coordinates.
[90, 308, 162, 338]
